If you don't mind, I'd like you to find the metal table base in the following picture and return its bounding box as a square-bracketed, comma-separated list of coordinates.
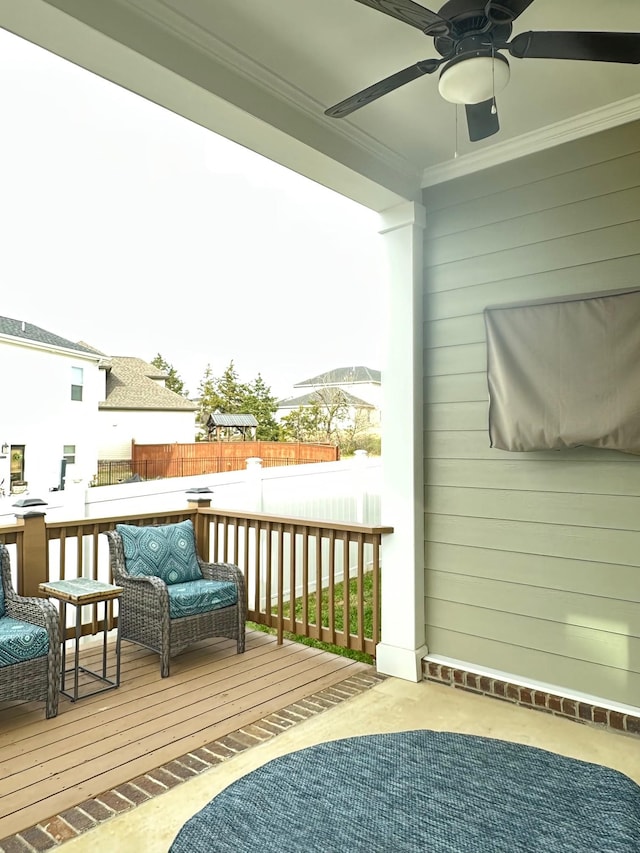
[60, 598, 122, 702]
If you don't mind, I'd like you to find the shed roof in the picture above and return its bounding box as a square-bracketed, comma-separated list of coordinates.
[206, 413, 258, 427]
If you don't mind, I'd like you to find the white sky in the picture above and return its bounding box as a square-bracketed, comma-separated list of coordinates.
[0, 28, 385, 399]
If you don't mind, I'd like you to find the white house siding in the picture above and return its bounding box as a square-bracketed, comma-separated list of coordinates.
[422, 120, 640, 708]
[97, 410, 196, 460]
[0, 340, 101, 492]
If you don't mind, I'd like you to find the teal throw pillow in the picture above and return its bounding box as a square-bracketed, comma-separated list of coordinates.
[116, 519, 203, 585]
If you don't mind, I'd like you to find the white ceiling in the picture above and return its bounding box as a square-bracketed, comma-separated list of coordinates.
[2, 0, 640, 209]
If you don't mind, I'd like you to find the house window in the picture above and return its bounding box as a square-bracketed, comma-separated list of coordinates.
[63, 445, 76, 465]
[71, 367, 83, 401]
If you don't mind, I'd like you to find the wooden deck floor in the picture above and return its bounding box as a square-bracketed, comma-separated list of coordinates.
[0, 629, 373, 839]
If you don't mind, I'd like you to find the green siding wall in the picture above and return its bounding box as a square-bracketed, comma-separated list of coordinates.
[422, 121, 640, 707]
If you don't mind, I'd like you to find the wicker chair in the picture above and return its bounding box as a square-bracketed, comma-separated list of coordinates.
[105, 521, 246, 677]
[0, 544, 61, 718]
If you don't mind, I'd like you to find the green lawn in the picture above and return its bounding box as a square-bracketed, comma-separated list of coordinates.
[248, 572, 376, 665]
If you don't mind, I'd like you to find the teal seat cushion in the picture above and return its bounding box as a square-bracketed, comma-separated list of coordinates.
[0, 616, 49, 666]
[167, 579, 238, 619]
[116, 520, 203, 585]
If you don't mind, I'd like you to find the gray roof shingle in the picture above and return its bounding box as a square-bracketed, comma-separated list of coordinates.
[277, 389, 374, 409]
[294, 366, 381, 387]
[0, 316, 102, 356]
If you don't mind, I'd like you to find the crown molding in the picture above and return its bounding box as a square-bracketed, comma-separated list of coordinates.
[126, 0, 419, 182]
[421, 94, 640, 187]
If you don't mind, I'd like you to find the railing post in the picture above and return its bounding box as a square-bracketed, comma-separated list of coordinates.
[14, 501, 48, 597]
[186, 489, 212, 561]
[354, 449, 368, 523]
[245, 457, 263, 512]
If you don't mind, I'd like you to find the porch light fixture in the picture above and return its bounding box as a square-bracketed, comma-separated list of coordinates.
[1, 443, 8, 454]
[438, 53, 510, 105]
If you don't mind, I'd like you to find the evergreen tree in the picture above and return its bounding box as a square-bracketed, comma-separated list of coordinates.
[196, 363, 222, 439]
[215, 360, 248, 413]
[150, 353, 189, 397]
[245, 373, 281, 440]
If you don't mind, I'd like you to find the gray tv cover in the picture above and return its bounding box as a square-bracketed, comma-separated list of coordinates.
[484, 288, 640, 454]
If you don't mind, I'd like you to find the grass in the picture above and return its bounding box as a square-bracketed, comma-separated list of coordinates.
[248, 572, 376, 665]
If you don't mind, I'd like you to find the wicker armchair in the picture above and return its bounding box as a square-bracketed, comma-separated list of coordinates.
[0, 544, 61, 718]
[105, 520, 246, 678]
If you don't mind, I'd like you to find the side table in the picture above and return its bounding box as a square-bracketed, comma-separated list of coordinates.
[39, 578, 123, 702]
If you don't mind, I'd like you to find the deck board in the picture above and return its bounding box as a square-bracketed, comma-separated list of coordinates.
[0, 629, 373, 838]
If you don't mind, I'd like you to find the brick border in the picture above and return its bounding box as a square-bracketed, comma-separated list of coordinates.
[0, 672, 386, 853]
[423, 661, 640, 736]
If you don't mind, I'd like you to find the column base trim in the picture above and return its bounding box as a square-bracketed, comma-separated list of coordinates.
[375, 643, 429, 682]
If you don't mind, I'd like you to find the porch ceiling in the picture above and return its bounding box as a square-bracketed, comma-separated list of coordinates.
[1, 0, 640, 208]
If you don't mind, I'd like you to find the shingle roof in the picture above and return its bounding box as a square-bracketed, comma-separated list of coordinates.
[0, 316, 102, 357]
[277, 389, 374, 409]
[99, 357, 197, 411]
[294, 366, 381, 387]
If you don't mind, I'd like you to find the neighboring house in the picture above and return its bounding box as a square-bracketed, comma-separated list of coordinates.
[98, 357, 197, 460]
[0, 316, 104, 495]
[10, 4, 640, 719]
[276, 366, 381, 430]
[294, 366, 382, 409]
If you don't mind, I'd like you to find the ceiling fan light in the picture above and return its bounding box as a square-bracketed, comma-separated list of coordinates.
[438, 54, 510, 105]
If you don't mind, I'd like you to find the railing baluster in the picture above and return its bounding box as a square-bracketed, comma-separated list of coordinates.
[288, 524, 296, 636]
[328, 529, 336, 645]
[276, 524, 284, 644]
[314, 528, 322, 641]
[12, 506, 391, 651]
[342, 534, 350, 650]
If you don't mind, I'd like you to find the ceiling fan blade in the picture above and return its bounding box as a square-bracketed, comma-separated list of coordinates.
[465, 99, 499, 142]
[509, 31, 640, 63]
[353, 0, 452, 36]
[325, 59, 442, 118]
[485, 0, 536, 23]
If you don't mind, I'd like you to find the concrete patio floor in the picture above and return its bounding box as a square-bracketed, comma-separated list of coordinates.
[56, 676, 640, 852]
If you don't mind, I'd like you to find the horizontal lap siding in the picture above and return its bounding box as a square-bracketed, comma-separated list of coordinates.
[422, 121, 640, 707]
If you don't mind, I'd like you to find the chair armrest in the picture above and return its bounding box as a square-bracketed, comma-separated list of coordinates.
[6, 596, 61, 644]
[199, 560, 244, 586]
[118, 573, 169, 606]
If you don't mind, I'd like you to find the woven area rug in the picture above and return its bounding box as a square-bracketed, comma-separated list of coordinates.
[170, 729, 640, 853]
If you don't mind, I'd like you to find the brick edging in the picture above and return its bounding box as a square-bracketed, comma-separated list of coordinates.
[0, 672, 386, 853]
[423, 660, 640, 736]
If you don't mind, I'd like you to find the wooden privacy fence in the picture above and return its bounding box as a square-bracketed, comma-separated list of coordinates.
[116, 441, 340, 481]
[0, 501, 392, 657]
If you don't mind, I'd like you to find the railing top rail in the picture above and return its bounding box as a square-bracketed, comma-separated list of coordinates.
[198, 506, 394, 535]
[44, 508, 197, 536]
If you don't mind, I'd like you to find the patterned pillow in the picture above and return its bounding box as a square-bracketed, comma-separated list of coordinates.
[116, 520, 203, 585]
[0, 574, 4, 618]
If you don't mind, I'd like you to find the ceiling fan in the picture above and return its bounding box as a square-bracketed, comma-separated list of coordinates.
[324, 0, 640, 142]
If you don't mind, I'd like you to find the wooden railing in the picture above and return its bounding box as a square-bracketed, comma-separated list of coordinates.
[0, 502, 393, 656]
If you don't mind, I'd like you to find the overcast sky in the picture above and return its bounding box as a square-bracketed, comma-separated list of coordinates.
[0, 27, 385, 399]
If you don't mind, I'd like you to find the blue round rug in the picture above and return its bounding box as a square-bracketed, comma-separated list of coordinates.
[170, 729, 640, 852]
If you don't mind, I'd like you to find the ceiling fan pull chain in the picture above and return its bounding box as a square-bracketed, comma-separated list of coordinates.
[491, 44, 497, 115]
[454, 103, 459, 158]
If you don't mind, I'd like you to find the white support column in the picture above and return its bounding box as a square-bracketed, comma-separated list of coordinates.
[375, 200, 428, 682]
